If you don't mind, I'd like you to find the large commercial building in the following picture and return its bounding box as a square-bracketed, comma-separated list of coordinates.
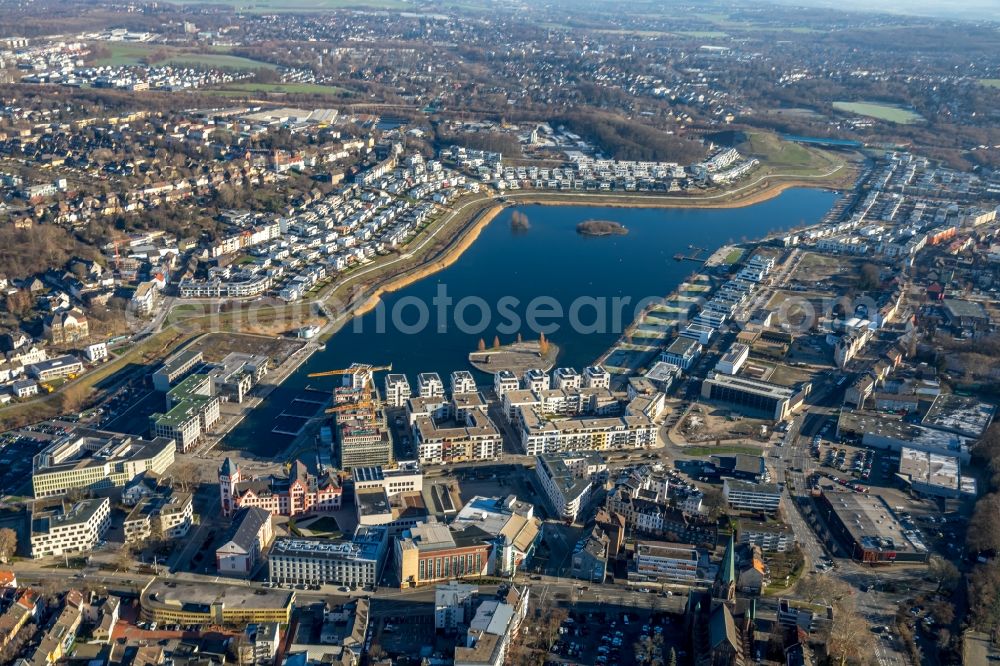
[150, 374, 220, 452]
[897, 447, 976, 498]
[151, 349, 203, 392]
[26, 355, 84, 382]
[207, 353, 269, 404]
[662, 337, 702, 371]
[701, 373, 811, 421]
[395, 522, 493, 588]
[30, 498, 111, 558]
[816, 491, 930, 564]
[631, 541, 702, 585]
[220, 458, 342, 518]
[352, 461, 423, 497]
[140, 580, 293, 626]
[715, 343, 750, 375]
[723, 479, 783, 514]
[451, 496, 541, 576]
[268, 526, 389, 588]
[32, 428, 175, 498]
[534, 452, 607, 523]
[837, 409, 973, 463]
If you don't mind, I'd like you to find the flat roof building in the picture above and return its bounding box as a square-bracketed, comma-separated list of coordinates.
[140, 579, 293, 626]
[535, 452, 606, 523]
[32, 428, 176, 499]
[723, 479, 782, 514]
[816, 491, 929, 564]
[30, 497, 111, 559]
[151, 349, 203, 392]
[921, 394, 995, 439]
[898, 447, 976, 498]
[268, 525, 388, 588]
[702, 373, 810, 422]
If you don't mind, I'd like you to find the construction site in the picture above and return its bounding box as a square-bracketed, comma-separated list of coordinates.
[308, 363, 395, 471]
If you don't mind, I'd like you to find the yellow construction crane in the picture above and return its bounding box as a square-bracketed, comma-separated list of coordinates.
[307, 363, 392, 379]
[325, 399, 375, 415]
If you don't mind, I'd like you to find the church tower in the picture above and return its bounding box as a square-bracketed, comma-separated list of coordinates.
[219, 457, 241, 516]
[714, 533, 737, 603]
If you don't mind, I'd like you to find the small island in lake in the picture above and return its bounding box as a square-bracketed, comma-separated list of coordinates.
[577, 219, 629, 236]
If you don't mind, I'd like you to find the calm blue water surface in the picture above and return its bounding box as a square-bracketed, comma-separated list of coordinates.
[225, 188, 836, 453]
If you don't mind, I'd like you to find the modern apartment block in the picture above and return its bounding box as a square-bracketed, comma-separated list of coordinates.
[631, 541, 701, 585]
[384, 374, 412, 408]
[451, 370, 477, 395]
[535, 452, 607, 523]
[124, 490, 194, 543]
[32, 428, 175, 499]
[412, 394, 503, 465]
[30, 498, 111, 558]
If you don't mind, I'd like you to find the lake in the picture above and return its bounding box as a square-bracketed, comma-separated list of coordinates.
[223, 187, 837, 454]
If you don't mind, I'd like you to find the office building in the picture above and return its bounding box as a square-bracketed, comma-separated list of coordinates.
[32, 428, 175, 498]
[30, 498, 111, 558]
[352, 461, 423, 497]
[150, 374, 220, 452]
[26, 355, 84, 382]
[701, 373, 811, 421]
[451, 496, 541, 575]
[395, 522, 493, 588]
[268, 526, 388, 588]
[140, 579, 292, 626]
[715, 343, 750, 375]
[124, 489, 194, 543]
[151, 349, 203, 392]
[662, 337, 702, 371]
[723, 479, 783, 514]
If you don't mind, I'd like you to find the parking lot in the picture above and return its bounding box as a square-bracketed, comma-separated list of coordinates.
[548, 607, 684, 666]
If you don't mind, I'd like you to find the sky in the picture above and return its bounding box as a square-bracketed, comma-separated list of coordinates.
[759, 0, 1000, 20]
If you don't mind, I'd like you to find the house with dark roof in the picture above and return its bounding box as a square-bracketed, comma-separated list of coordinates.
[216, 506, 274, 577]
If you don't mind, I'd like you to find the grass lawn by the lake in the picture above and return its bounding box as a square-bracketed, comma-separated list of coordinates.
[741, 131, 846, 179]
[832, 101, 923, 124]
[980, 79, 1000, 89]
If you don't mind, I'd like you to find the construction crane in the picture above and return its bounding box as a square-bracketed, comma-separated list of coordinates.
[308, 363, 391, 405]
[325, 398, 375, 415]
